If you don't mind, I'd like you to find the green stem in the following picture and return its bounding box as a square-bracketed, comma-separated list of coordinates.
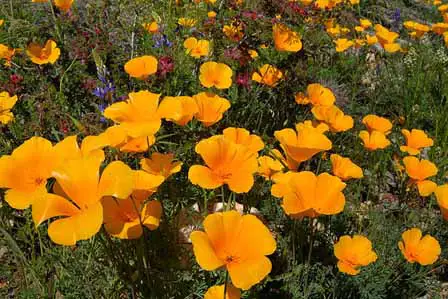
[307, 220, 315, 265]
[48, 0, 62, 42]
[59, 56, 77, 93]
[9, 0, 13, 18]
[223, 271, 229, 297]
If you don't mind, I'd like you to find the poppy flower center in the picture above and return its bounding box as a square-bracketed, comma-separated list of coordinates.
[34, 177, 45, 186]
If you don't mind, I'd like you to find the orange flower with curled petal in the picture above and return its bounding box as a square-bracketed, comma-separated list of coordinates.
[359, 130, 390, 151]
[274, 122, 332, 165]
[334, 235, 377, 275]
[0, 137, 56, 210]
[334, 38, 354, 52]
[432, 23, 448, 35]
[257, 155, 284, 180]
[103, 90, 162, 138]
[193, 92, 231, 127]
[140, 152, 183, 179]
[54, 0, 74, 12]
[124, 56, 158, 79]
[222, 127, 264, 154]
[101, 170, 165, 239]
[158, 96, 198, 126]
[435, 185, 448, 220]
[204, 284, 241, 299]
[199, 61, 233, 89]
[26, 40, 60, 65]
[32, 157, 134, 245]
[403, 21, 430, 38]
[252, 64, 283, 87]
[188, 135, 258, 193]
[117, 135, 156, 153]
[330, 154, 363, 181]
[271, 171, 346, 218]
[190, 211, 276, 290]
[374, 24, 400, 51]
[272, 23, 302, 52]
[398, 228, 441, 265]
[295, 83, 335, 107]
[403, 156, 437, 196]
[183, 37, 210, 58]
[400, 129, 433, 155]
[312, 105, 353, 133]
[0, 92, 18, 124]
[362, 115, 392, 134]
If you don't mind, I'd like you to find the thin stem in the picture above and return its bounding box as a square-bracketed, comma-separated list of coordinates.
[48, 0, 62, 42]
[9, 0, 13, 18]
[59, 56, 77, 93]
[307, 220, 315, 265]
[223, 271, 229, 298]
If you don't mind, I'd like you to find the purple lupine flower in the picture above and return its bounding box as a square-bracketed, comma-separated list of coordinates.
[153, 34, 173, 48]
[391, 8, 401, 30]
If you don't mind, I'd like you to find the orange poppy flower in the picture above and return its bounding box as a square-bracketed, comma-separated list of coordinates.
[252, 64, 283, 87]
[362, 115, 392, 134]
[142, 21, 159, 33]
[432, 23, 448, 35]
[334, 38, 354, 52]
[0, 137, 55, 209]
[53, 135, 109, 164]
[400, 129, 433, 155]
[257, 155, 284, 180]
[360, 19, 372, 29]
[207, 11, 217, 19]
[403, 21, 430, 38]
[193, 92, 231, 127]
[374, 24, 401, 52]
[222, 127, 264, 154]
[435, 184, 448, 220]
[140, 152, 183, 179]
[26, 40, 60, 65]
[123, 137, 155, 152]
[190, 210, 276, 290]
[311, 105, 354, 132]
[103, 90, 162, 138]
[54, 0, 74, 11]
[32, 157, 134, 245]
[295, 83, 335, 107]
[403, 156, 438, 196]
[184, 37, 210, 58]
[124, 56, 158, 79]
[199, 62, 233, 89]
[0, 44, 17, 66]
[204, 284, 240, 299]
[271, 171, 346, 218]
[330, 154, 363, 181]
[188, 135, 258, 193]
[0, 91, 18, 124]
[272, 23, 302, 52]
[359, 130, 390, 151]
[366, 35, 378, 45]
[158, 96, 198, 126]
[274, 122, 332, 165]
[334, 235, 377, 275]
[102, 170, 165, 239]
[398, 228, 441, 265]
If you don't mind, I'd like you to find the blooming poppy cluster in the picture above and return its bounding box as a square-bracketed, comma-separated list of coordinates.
[1, 0, 447, 298]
